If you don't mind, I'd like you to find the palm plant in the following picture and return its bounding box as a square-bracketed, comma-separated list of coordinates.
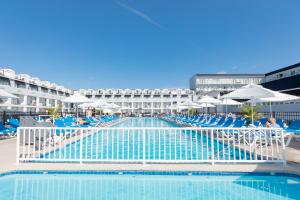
[188, 108, 195, 116]
[241, 105, 260, 122]
[46, 104, 62, 119]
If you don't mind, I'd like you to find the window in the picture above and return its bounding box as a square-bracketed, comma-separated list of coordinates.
[291, 70, 296, 76]
[15, 81, 26, 89]
[0, 77, 10, 86]
[277, 74, 283, 79]
[29, 84, 38, 91]
[50, 89, 57, 95]
[41, 87, 48, 93]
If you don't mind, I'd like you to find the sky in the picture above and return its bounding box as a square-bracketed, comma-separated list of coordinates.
[0, 0, 300, 89]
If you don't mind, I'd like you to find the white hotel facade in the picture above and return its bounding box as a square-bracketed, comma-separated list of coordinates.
[0, 68, 195, 115]
[1, 64, 299, 115]
[77, 88, 194, 115]
[0, 68, 72, 112]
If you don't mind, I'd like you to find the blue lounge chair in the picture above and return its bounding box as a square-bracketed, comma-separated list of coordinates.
[259, 118, 268, 127]
[221, 119, 247, 137]
[275, 118, 287, 129]
[284, 120, 300, 134]
[8, 118, 20, 128]
[210, 116, 226, 127]
[216, 117, 234, 128]
[195, 115, 212, 126]
[0, 123, 16, 135]
[252, 121, 262, 127]
[201, 116, 219, 127]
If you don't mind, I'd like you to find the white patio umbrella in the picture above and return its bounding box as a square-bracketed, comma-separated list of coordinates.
[177, 100, 201, 116]
[220, 98, 242, 115]
[102, 103, 121, 114]
[79, 100, 110, 117]
[0, 89, 19, 99]
[197, 95, 220, 113]
[178, 100, 202, 109]
[198, 95, 221, 104]
[168, 105, 179, 110]
[102, 108, 114, 114]
[199, 103, 215, 108]
[78, 102, 94, 109]
[101, 103, 121, 114]
[63, 93, 92, 121]
[222, 84, 277, 124]
[220, 98, 242, 106]
[90, 100, 110, 109]
[167, 104, 181, 114]
[247, 91, 300, 117]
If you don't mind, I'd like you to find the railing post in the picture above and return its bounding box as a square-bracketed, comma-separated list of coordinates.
[80, 129, 83, 164]
[210, 129, 214, 165]
[16, 128, 20, 164]
[281, 129, 286, 167]
[143, 128, 146, 165]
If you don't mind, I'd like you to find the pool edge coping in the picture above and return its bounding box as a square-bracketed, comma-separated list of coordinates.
[1, 169, 300, 179]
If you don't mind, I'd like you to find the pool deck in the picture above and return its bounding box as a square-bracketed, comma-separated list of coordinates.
[1, 137, 300, 175]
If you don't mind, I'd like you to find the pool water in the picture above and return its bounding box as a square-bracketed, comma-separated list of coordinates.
[113, 117, 181, 128]
[46, 117, 250, 161]
[0, 172, 299, 200]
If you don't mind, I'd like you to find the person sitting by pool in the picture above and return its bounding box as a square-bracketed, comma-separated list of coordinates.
[77, 118, 88, 125]
[266, 117, 280, 128]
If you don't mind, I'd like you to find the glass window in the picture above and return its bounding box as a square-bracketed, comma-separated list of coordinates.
[15, 80, 26, 89]
[29, 84, 38, 91]
[0, 77, 11, 86]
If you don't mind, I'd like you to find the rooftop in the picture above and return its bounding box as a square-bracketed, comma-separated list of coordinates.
[193, 73, 265, 78]
[266, 62, 300, 76]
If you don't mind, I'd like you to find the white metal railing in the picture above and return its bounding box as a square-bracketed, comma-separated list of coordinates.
[38, 115, 55, 122]
[16, 127, 286, 165]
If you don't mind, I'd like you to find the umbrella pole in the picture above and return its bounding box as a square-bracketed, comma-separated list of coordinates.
[76, 103, 79, 125]
[269, 102, 272, 118]
[251, 99, 254, 124]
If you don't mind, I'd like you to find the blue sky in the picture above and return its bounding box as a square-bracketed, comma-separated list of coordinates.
[0, 0, 300, 89]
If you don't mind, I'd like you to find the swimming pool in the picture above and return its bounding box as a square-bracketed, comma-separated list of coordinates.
[45, 117, 250, 161]
[0, 171, 299, 200]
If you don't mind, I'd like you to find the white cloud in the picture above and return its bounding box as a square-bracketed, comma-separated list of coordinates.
[216, 71, 227, 74]
[114, 0, 163, 29]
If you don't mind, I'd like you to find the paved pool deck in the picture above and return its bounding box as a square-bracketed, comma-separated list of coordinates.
[1, 137, 300, 175]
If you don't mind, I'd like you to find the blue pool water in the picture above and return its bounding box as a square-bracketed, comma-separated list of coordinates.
[0, 171, 299, 200]
[45, 117, 250, 161]
[113, 117, 181, 128]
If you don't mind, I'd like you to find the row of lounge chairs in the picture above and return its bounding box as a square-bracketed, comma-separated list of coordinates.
[163, 114, 300, 134]
[1, 115, 120, 139]
[163, 114, 298, 148]
[54, 115, 120, 128]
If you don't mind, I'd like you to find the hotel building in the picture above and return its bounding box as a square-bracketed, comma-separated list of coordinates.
[0, 62, 299, 114]
[189, 63, 300, 113]
[190, 74, 265, 96]
[261, 63, 300, 96]
[0, 68, 72, 112]
[77, 88, 194, 115]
